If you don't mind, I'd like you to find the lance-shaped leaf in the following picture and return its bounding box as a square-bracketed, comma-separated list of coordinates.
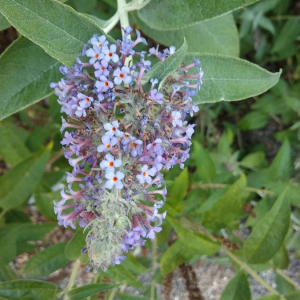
[161, 216, 220, 275]
[138, 0, 260, 31]
[0, 37, 61, 120]
[202, 175, 248, 230]
[192, 141, 216, 182]
[133, 12, 239, 57]
[0, 122, 31, 165]
[0, 280, 61, 300]
[34, 191, 60, 221]
[255, 296, 280, 300]
[0, 13, 10, 30]
[243, 190, 290, 264]
[267, 139, 291, 182]
[68, 284, 118, 300]
[0, 0, 113, 66]
[142, 39, 188, 90]
[65, 229, 87, 261]
[167, 168, 189, 212]
[0, 148, 51, 210]
[183, 54, 281, 104]
[23, 243, 70, 277]
[220, 271, 251, 300]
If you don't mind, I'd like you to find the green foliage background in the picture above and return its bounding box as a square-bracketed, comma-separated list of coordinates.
[0, 0, 299, 299]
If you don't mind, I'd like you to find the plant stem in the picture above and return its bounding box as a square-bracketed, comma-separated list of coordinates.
[64, 259, 81, 299]
[103, 12, 120, 34]
[118, 0, 131, 37]
[151, 237, 158, 300]
[275, 269, 300, 289]
[183, 216, 286, 297]
[108, 287, 118, 300]
[117, 0, 132, 66]
[190, 183, 275, 196]
[233, 231, 300, 290]
[221, 246, 280, 295]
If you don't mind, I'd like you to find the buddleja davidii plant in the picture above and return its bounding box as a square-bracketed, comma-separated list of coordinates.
[0, 0, 285, 299]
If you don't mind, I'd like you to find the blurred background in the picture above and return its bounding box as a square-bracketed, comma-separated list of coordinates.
[0, 0, 300, 299]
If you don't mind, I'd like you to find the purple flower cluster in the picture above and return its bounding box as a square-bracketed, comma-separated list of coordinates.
[51, 27, 203, 272]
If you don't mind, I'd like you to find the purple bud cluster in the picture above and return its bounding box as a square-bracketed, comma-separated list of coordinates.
[51, 27, 203, 271]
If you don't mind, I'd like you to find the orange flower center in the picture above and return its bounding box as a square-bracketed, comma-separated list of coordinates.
[108, 52, 113, 57]
[105, 144, 111, 149]
[85, 97, 90, 102]
[112, 176, 118, 182]
[94, 53, 99, 58]
[108, 161, 114, 167]
[119, 73, 124, 79]
[112, 127, 116, 132]
[98, 43, 102, 47]
[143, 172, 147, 177]
[104, 82, 109, 87]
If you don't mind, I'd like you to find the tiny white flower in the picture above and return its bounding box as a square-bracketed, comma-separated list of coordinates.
[105, 171, 124, 189]
[136, 165, 156, 184]
[104, 120, 123, 137]
[100, 154, 122, 173]
[97, 135, 117, 152]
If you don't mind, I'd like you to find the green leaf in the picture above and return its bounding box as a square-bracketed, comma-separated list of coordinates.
[0, 280, 61, 300]
[104, 264, 143, 288]
[0, 223, 55, 265]
[65, 229, 86, 260]
[275, 274, 295, 296]
[115, 293, 150, 300]
[240, 151, 267, 169]
[160, 239, 196, 276]
[122, 254, 148, 274]
[255, 296, 281, 300]
[142, 39, 188, 90]
[4, 209, 30, 223]
[133, 12, 239, 56]
[69, 0, 97, 13]
[286, 292, 300, 300]
[0, 13, 9, 30]
[267, 139, 291, 182]
[243, 190, 290, 264]
[0, 233, 17, 265]
[23, 243, 70, 277]
[0, 0, 113, 67]
[167, 168, 189, 211]
[220, 271, 251, 300]
[192, 141, 216, 182]
[166, 217, 220, 253]
[138, 0, 260, 30]
[0, 122, 31, 166]
[183, 54, 281, 104]
[239, 111, 269, 131]
[68, 283, 118, 300]
[0, 265, 18, 281]
[202, 175, 248, 230]
[13, 223, 56, 255]
[0, 148, 51, 210]
[160, 226, 219, 276]
[0, 37, 61, 120]
[272, 18, 300, 54]
[34, 191, 60, 221]
[273, 246, 290, 270]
